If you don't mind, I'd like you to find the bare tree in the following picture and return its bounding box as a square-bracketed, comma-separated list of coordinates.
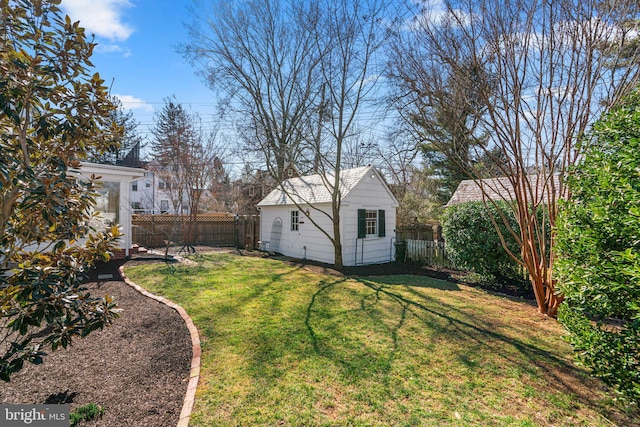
[389, 0, 640, 315]
[150, 98, 223, 253]
[182, 0, 323, 180]
[183, 0, 390, 268]
[374, 130, 444, 223]
[342, 133, 378, 169]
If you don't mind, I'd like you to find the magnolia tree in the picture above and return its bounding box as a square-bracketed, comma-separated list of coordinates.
[0, 1, 123, 380]
[388, 0, 640, 316]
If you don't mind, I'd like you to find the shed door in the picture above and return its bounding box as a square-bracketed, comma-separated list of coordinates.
[270, 217, 283, 253]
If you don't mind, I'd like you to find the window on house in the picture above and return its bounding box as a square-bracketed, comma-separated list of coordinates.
[366, 210, 377, 235]
[291, 210, 299, 231]
[160, 200, 169, 214]
[131, 201, 141, 210]
[145, 182, 151, 188]
[94, 181, 120, 228]
[287, 168, 294, 177]
[358, 209, 386, 238]
[132, 182, 138, 191]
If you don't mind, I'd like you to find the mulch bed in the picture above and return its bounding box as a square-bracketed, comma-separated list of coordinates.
[0, 257, 192, 427]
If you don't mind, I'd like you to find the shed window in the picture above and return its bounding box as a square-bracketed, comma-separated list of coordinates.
[291, 210, 299, 231]
[358, 209, 386, 238]
[366, 210, 377, 235]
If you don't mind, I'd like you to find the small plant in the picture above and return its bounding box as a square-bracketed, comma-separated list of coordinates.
[70, 403, 105, 426]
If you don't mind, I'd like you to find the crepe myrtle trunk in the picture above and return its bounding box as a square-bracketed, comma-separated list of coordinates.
[524, 249, 563, 317]
[387, 0, 640, 316]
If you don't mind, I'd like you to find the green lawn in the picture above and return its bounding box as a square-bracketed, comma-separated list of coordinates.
[124, 253, 635, 426]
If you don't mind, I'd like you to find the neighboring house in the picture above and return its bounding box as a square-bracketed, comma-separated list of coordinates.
[234, 163, 300, 215]
[77, 162, 145, 257]
[129, 160, 192, 214]
[446, 175, 563, 206]
[257, 165, 399, 266]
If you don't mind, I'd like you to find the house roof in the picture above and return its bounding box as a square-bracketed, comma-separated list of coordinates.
[79, 162, 146, 180]
[257, 165, 395, 207]
[446, 174, 563, 206]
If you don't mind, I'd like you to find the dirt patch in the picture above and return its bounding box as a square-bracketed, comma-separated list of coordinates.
[0, 258, 192, 427]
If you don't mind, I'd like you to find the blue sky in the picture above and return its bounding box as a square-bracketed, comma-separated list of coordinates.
[58, 0, 406, 171]
[60, 0, 220, 141]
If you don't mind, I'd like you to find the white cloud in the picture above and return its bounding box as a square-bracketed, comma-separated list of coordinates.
[94, 43, 133, 58]
[114, 94, 154, 112]
[405, 1, 474, 32]
[61, 0, 134, 42]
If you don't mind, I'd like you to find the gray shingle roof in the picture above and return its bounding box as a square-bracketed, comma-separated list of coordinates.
[257, 166, 374, 207]
[446, 175, 563, 206]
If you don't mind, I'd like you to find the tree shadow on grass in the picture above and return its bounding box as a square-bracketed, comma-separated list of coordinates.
[303, 278, 410, 385]
[363, 274, 461, 291]
[300, 273, 634, 423]
[355, 277, 634, 423]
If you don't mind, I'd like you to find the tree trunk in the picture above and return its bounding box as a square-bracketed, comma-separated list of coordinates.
[530, 272, 563, 317]
[334, 240, 343, 269]
[333, 204, 343, 269]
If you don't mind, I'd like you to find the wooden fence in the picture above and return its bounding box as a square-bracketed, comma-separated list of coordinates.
[400, 239, 453, 268]
[131, 214, 259, 249]
[396, 223, 442, 242]
[395, 222, 452, 268]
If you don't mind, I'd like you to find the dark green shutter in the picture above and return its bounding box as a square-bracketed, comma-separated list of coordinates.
[378, 209, 386, 237]
[357, 209, 366, 238]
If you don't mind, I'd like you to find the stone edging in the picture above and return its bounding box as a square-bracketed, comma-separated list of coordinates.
[118, 266, 200, 427]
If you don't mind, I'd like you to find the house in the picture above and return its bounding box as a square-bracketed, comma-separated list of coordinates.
[234, 163, 300, 215]
[257, 165, 399, 266]
[130, 158, 229, 214]
[446, 174, 563, 206]
[128, 160, 191, 214]
[77, 162, 145, 257]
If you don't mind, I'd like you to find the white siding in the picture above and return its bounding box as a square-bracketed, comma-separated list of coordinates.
[129, 172, 190, 214]
[259, 203, 336, 265]
[258, 166, 398, 267]
[342, 172, 397, 266]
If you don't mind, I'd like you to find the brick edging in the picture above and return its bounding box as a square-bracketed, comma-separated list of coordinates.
[118, 266, 200, 427]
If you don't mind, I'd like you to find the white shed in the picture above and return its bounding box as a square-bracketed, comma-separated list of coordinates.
[257, 165, 399, 266]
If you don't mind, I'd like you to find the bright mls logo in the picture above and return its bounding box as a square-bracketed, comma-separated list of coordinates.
[1, 405, 68, 426]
